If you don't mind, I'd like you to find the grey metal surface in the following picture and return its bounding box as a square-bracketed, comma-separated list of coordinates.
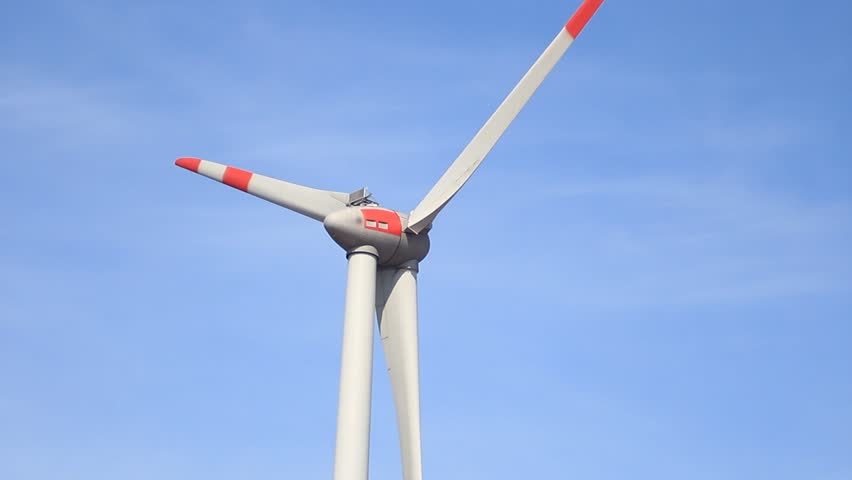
[248, 174, 349, 221]
[324, 207, 430, 266]
[333, 247, 379, 480]
[376, 262, 423, 480]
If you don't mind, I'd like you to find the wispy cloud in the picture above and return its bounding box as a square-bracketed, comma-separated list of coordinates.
[0, 73, 152, 144]
[429, 173, 851, 311]
[2, 3, 851, 479]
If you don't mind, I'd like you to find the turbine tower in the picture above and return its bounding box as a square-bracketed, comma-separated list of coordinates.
[175, 1, 605, 478]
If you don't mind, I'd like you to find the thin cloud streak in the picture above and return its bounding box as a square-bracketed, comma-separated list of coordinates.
[428, 174, 851, 311]
[2, 1, 851, 479]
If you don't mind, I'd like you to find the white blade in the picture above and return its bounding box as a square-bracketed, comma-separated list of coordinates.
[376, 262, 422, 480]
[175, 157, 349, 221]
[406, 0, 605, 234]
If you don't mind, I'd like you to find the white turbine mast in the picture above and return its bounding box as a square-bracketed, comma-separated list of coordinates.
[175, 1, 606, 479]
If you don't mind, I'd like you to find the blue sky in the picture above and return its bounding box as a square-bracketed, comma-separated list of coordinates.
[2, 0, 851, 478]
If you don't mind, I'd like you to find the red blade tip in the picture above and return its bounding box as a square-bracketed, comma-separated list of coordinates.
[566, 0, 604, 38]
[175, 157, 202, 172]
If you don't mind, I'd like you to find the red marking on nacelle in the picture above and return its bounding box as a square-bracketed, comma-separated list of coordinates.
[175, 157, 201, 172]
[361, 208, 402, 236]
[565, 0, 604, 39]
[223, 166, 253, 192]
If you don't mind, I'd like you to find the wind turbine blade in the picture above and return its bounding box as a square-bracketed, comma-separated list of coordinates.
[376, 262, 422, 480]
[175, 157, 349, 221]
[406, 0, 605, 234]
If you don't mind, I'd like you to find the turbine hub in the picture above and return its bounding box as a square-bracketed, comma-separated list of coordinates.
[323, 207, 430, 266]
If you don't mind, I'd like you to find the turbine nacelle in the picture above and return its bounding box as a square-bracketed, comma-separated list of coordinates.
[324, 206, 430, 266]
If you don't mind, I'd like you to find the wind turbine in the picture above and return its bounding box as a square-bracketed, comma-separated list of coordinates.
[175, 1, 605, 479]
